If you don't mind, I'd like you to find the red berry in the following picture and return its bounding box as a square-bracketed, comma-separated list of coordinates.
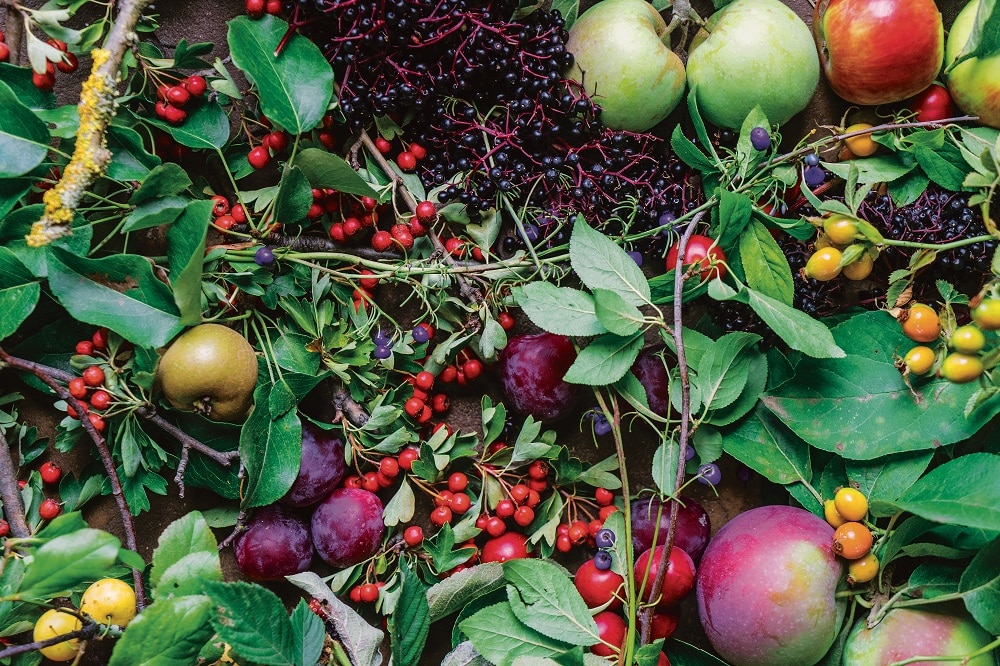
[361, 472, 380, 493]
[430, 506, 452, 527]
[231, 203, 248, 223]
[360, 196, 377, 211]
[210, 195, 230, 217]
[32, 68, 55, 92]
[403, 525, 423, 547]
[439, 365, 458, 383]
[343, 217, 362, 237]
[39, 462, 62, 485]
[528, 478, 548, 493]
[514, 505, 534, 527]
[568, 521, 588, 544]
[68, 377, 88, 399]
[349, 585, 363, 603]
[92, 328, 109, 351]
[359, 583, 379, 603]
[214, 214, 236, 230]
[358, 270, 378, 292]
[248, 146, 270, 169]
[0, 43, 9, 64]
[556, 534, 572, 552]
[75, 340, 94, 356]
[447, 472, 468, 493]
[599, 505, 618, 521]
[266, 131, 289, 152]
[46, 39, 67, 51]
[432, 394, 450, 413]
[307, 203, 325, 220]
[343, 475, 362, 489]
[183, 75, 208, 97]
[371, 230, 392, 252]
[398, 447, 419, 471]
[485, 516, 507, 537]
[449, 492, 471, 515]
[265, 0, 282, 15]
[379, 457, 399, 479]
[445, 237, 465, 258]
[462, 359, 483, 380]
[408, 142, 427, 160]
[526, 489, 541, 508]
[82, 366, 105, 387]
[56, 52, 78, 74]
[414, 371, 435, 392]
[404, 397, 424, 418]
[509, 484, 530, 505]
[415, 201, 436, 222]
[39, 498, 61, 521]
[375, 471, 394, 488]
[374, 136, 392, 154]
[89, 390, 111, 410]
[163, 104, 187, 125]
[0, 520, 8, 537]
[329, 223, 346, 243]
[498, 312, 516, 330]
[396, 151, 417, 171]
[496, 499, 515, 518]
[528, 460, 549, 480]
[391, 224, 414, 250]
[317, 129, 336, 150]
[87, 413, 106, 432]
[166, 85, 190, 106]
[595, 488, 614, 506]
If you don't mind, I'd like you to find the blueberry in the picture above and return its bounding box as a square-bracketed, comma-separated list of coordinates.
[254, 246, 275, 266]
[627, 250, 643, 267]
[373, 328, 393, 348]
[412, 325, 430, 343]
[804, 153, 820, 167]
[749, 126, 770, 151]
[697, 463, 722, 486]
[374, 345, 392, 360]
[595, 528, 615, 549]
[804, 165, 826, 187]
[522, 223, 540, 243]
[685, 445, 696, 462]
[592, 413, 612, 436]
[658, 211, 676, 236]
[593, 549, 613, 571]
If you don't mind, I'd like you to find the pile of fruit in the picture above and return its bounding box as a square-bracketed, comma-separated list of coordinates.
[0, 0, 998, 663]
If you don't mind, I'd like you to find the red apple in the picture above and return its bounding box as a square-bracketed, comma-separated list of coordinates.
[945, 0, 1000, 128]
[814, 0, 943, 105]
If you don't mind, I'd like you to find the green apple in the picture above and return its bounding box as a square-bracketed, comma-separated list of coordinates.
[843, 608, 996, 665]
[945, 0, 1000, 129]
[564, 0, 685, 132]
[686, 0, 819, 129]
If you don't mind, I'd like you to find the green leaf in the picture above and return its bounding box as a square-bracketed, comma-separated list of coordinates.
[707, 350, 767, 426]
[427, 563, 505, 622]
[946, 0, 1000, 71]
[206, 581, 296, 665]
[46, 247, 183, 348]
[129, 163, 193, 206]
[505, 559, 600, 647]
[739, 220, 794, 305]
[695, 331, 759, 412]
[514, 282, 607, 337]
[108, 595, 214, 666]
[391, 561, 431, 666]
[121, 196, 189, 232]
[0, 81, 50, 178]
[289, 599, 324, 666]
[227, 15, 334, 134]
[0, 63, 56, 110]
[821, 154, 915, 186]
[762, 312, 1000, 459]
[570, 218, 651, 307]
[670, 124, 717, 174]
[145, 99, 230, 150]
[150, 511, 221, 599]
[106, 125, 162, 181]
[712, 189, 754, 248]
[651, 439, 680, 496]
[959, 537, 1000, 634]
[908, 562, 962, 600]
[166, 200, 211, 326]
[0, 282, 39, 342]
[563, 332, 643, 386]
[274, 165, 312, 224]
[913, 143, 969, 191]
[459, 601, 576, 664]
[844, 451, 933, 515]
[893, 453, 1000, 530]
[294, 148, 379, 198]
[549, 0, 579, 29]
[239, 381, 302, 509]
[665, 639, 730, 665]
[592, 289, 644, 337]
[18, 529, 120, 599]
[722, 403, 813, 487]
[382, 478, 415, 527]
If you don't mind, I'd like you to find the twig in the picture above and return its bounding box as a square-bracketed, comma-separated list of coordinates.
[0, 620, 99, 659]
[26, 0, 155, 246]
[0, 348, 147, 610]
[135, 406, 239, 498]
[0, 431, 30, 539]
[638, 211, 705, 646]
[1, 2, 24, 66]
[229, 224, 403, 260]
[331, 383, 369, 428]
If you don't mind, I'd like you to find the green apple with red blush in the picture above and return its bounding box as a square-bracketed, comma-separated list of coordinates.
[945, 0, 1000, 129]
[843, 608, 996, 665]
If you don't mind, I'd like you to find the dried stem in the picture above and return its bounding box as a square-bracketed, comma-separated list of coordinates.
[331, 383, 369, 427]
[27, 0, 155, 246]
[0, 348, 146, 610]
[0, 430, 30, 539]
[231, 225, 403, 260]
[1, 2, 24, 66]
[0, 620, 99, 659]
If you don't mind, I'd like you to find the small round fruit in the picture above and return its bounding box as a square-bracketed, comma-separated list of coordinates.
[82, 365, 105, 387]
[33, 609, 82, 662]
[157, 324, 258, 422]
[311, 488, 385, 568]
[248, 146, 271, 169]
[39, 498, 61, 520]
[595, 528, 615, 549]
[902, 304, 941, 343]
[80, 578, 137, 627]
[832, 521, 873, 560]
[972, 298, 1000, 330]
[842, 252, 874, 281]
[950, 324, 986, 354]
[939, 353, 984, 384]
[665, 234, 727, 281]
[39, 461, 62, 485]
[834, 487, 868, 522]
[847, 553, 879, 585]
[750, 126, 771, 151]
[823, 215, 859, 245]
[635, 545, 697, 607]
[903, 346, 935, 375]
[824, 499, 847, 528]
[254, 246, 275, 266]
[480, 532, 530, 563]
[591, 611, 627, 658]
[403, 525, 423, 547]
[575, 558, 625, 610]
[844, 124, 878, 157]
[805, 247, 843, 281]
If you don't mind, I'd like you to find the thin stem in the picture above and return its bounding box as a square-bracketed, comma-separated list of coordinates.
[882, 234, 995, 252]
[0, 621, 99, 659]
[887, 636, 1000, 666]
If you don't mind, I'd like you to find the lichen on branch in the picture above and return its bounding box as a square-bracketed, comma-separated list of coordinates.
[26, 0, 154, 247]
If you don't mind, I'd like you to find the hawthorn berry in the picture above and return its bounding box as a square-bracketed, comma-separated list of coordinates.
[68, 377, 88, 399]
[359, 583, 379, 603]
[56, 52, 78, 74]
[396, 151, 417, 171]
[430, 506, 453, 527]
[39, 498, 61, 520]
[88, 413, 106, 432]
[415, 200, 436, 222]
[82, 366, 105, 387]
[374, 136, 392, 154]
[92, 328, 109, 351]
[832, 522, 873, 560]
[485, 516, 507, 537]
[403, 525, 424, 547]
[39, 462, 62, 485]
[0, 520, 8, 537]
[447, 472, 468, 493]
[248, 146, 271, 170]
[184, 75, 208, 97]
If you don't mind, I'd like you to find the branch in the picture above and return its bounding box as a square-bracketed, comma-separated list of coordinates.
[229, 225, 403, 260]
[2, 2, 24, 66]
[0, 620, 99, 660]
[0, 348, 147, 610]
[26, 0, 155, 246]
[0, 430, 30, 539]
[331, 383, 369, 427]
[135, 406, 239, 498]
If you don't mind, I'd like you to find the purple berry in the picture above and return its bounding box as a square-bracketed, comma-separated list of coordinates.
[373, 328, 393, 347]
[374, 345, 392, 360]
[593, 550, 613, 571]
[412, 325, 430, 343]
[627, 250, 643, 266]
[697, 463, 722, 486]
[592, 412, 612, 436]
[749, 126, 770, 151]
[523, 223, 540, 243]
[804, 165, 826, 187]
[595, 528, 615, 549]
[804, 153, 820, 167]
[658, 212, 676, 236]
[685, 445, 696, 461]
[254, 246, 275, 266]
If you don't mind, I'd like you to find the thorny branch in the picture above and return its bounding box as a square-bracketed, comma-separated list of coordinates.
[0, 348, 147, 610]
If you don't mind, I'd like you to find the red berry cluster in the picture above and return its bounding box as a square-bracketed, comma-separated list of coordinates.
[437, 349, 485, 387]
[245, 0, 283, 19]
[153, 75, 208, 125]
[247, 119, 290, 169]
[30, 39, 78, 91]
[66, 328, 114, 433]
[372, 135, 428, 174]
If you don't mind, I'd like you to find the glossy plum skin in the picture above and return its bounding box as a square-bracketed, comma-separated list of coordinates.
[234, 505, 313, 580]
[281, 421, 347, 507]
[696, 505, 844, 666]
[311, 488, 385, 568]
[631, 496, 711, 562]
[843, 609, 996, 666]
[631, 346, 674, 417]
[498, 333, 580, 423]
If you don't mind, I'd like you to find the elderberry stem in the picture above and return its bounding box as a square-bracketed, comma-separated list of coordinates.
[881, 234, 995, 251]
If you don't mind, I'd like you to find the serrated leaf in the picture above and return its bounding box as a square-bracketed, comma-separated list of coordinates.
[289, 599, 324, 666]
[959, 536, 1000, 634]
[427, 563, 505, 622]
[570, 219, 650, 307]
[391, 562, 430, 666]
[695, 331, 759, 412]
[504, 559, 600, 646]
[108, 595, 214, 666]
[514, 282, 607, 337]
[459, 601, 576, 665]
[651, 439, 680, 496]
[0, 81, 50, 178]
[722, 403, 813, 487]
[892, 453, 1000, 530]
[150, 511, 221, 599]
[205, 581, 296, 665]
[563, 332, 643, 386]
[592, 289, 643, 337]
[239, 381, 301, 509]
[294, 147, 379, 198]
